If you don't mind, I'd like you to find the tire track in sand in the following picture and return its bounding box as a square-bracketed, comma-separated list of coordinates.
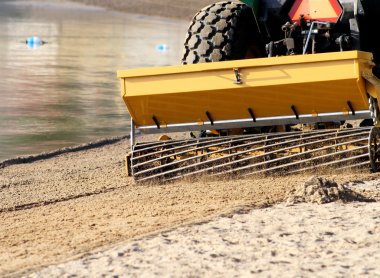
[0, 184, 129, 213]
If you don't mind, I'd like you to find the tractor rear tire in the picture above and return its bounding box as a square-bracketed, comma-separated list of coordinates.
[182, 1, 263, 64]
[360, 0, 380, 75]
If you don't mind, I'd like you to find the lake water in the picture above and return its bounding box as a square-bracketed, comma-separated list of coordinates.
[0, 1, 188, 161]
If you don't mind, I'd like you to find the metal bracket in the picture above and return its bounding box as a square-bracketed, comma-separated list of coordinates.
[347, 101, 356, 115]
[363, 73, 380, 99]
[291, 105, 299, 119]
[233, 68, 242, 84]
[130, 118, 136, 148]
[152, 115, 161, 129]
[206, 111, 214, 125]
[303, 21, 331, 54]
[248, 108, 257, 122]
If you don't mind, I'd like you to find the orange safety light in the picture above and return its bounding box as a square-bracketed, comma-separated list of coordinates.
[289, 0, 343, 24]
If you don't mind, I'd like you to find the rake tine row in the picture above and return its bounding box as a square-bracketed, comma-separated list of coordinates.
[134, 131, 368, 178]
[131, 127, 371, 182]
[132, 130, 334, 169]
[132, 127, 367, 159]
[166, 140, 368, 182]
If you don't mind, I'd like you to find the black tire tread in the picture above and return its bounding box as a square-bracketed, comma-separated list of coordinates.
[182, 1, 255, 64]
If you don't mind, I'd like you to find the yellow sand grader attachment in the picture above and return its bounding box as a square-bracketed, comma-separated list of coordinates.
[118, 51, 380, 182]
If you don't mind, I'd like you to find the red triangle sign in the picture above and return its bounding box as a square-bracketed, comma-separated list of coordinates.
[289, 0, 343, 24]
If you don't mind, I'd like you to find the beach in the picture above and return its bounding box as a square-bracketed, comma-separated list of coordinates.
[1, 0, 380, 277]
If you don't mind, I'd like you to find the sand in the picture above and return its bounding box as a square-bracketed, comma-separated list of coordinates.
[1, 0, 380, 277]
[1, 135, 380, 277]
[27, 202, 380, 277]
[0, 135, 297, 276]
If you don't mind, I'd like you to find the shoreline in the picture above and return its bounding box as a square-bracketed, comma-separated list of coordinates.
[0, 0, 214, 162]
[0, 135, 128, 169]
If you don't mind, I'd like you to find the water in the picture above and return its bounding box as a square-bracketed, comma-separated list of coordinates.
[0, 1, 188, 161]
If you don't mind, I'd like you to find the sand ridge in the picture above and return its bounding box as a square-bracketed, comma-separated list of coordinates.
[286, 176, 377, 204]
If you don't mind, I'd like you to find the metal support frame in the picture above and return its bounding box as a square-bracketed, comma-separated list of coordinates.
[303, 21, 331, 54]
[136, 110, 371, 134]
[130, 118, 136, 148]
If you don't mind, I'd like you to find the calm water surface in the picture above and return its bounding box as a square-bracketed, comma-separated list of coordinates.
[0, 1, 188, 160]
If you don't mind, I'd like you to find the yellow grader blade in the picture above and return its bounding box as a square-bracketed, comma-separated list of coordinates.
[118, 51, 377, 133]
[117, 51, 380, 182]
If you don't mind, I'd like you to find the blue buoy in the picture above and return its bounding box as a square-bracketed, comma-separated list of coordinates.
[26, 36, 45, 49]
[156, 43, 169, 52]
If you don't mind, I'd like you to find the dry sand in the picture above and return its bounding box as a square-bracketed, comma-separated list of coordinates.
[27, 202, 380, 277]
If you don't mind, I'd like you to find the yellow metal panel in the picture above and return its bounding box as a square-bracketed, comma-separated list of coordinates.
[117, 51, 372, 78]
[118, 51, 374, 127]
